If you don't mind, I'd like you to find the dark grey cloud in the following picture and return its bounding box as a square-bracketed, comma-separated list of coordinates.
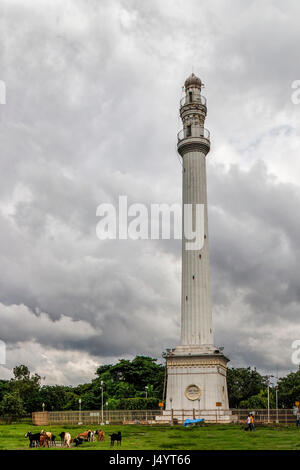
[0, 0, 300, 383]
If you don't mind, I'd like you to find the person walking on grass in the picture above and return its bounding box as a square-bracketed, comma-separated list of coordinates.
[250, 413, 255, 431]
[247, 414, 252, 431]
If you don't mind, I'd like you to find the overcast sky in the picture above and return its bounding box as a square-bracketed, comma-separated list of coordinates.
[0, 0, 300, 385]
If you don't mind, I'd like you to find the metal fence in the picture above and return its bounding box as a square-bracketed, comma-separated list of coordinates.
[32, 410, 164, 426]
[231, 408, 297, 425]
[32, 409, 298, 426]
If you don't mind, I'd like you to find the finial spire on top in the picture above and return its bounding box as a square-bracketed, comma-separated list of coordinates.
[184, 73, 202, 89]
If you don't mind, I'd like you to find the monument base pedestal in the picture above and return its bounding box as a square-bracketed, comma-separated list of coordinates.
[163, 346, 230, 417]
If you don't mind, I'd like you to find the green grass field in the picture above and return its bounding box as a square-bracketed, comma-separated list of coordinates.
[1, 423, 300, 450]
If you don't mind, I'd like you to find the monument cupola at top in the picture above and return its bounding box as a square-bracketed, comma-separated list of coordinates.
[178, 73, 209, 156]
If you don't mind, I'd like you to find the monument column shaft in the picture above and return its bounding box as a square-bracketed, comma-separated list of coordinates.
[161, 74, 230, 419]
[181, 150, 214, 346]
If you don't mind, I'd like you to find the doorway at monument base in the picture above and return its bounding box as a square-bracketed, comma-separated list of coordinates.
[163, 350, 230, 416]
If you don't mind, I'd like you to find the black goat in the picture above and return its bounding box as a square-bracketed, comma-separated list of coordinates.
[110, 431, 121, 446]
[25, 431, 41, 448]
[74, 437, 84, 447]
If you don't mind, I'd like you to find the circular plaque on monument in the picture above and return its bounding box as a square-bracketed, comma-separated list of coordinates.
[185, 384, 201, 401]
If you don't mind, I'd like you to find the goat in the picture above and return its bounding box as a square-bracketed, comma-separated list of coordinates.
[95, 429, 105, 441]
[40, 434, 50, 447]
[41, 429, 54, 447]
[74, 437, 84, 447]
[76, 430, 92, 442]
[25, 431, 41, 448]
[64, 432, 72, 448]
[58, 431, 65, 445]
[110, 431, 121, 446]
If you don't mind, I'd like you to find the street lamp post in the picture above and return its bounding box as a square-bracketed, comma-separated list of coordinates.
[78, 398, 82, 425]
[265, 375, 274, 424]
[105, 401, 108, 424]
[276, 387, 279, 422]
[145, 386, 148, 422]
[100, 381, 104, 425]
[267, 382, 270, 423]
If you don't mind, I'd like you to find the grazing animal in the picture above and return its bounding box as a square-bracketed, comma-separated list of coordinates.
[41, 429, 52, 437]
[41, 430, 53, 446]
[95, 429, 105, 441]
[51, 434, 56, 446]
[59, 431, 65, 445]
[64, 432, 72, 448]
[25, 431, 41, 448]
[110, 431, 121, 446]
[76, 430, 92, 442]
[40, 434, 50, 447]
[74, 437, 84, 447]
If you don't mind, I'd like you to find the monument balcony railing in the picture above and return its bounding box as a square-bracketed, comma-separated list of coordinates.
[180, 94, 207, 107]
[177, 127, 210, 142]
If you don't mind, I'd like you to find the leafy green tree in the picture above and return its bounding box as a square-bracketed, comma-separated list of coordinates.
[0, 391, 24, 417]
[107, 398, 119, 410]
[40, 385, 76, 411]
[0, 380, 9, 402]
[72, 383, 97, 409]
[277, 370, 300, 408]
[13, 365, 31, 380]
[227, 367, 267, 408]
[79, 391, 98, 410]
[240, 388, 275, 409]
[95, 356, 165, 405]
[10, 365, 42, 413]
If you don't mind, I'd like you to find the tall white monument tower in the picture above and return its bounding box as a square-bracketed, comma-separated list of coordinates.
[164, 74, 230, 421]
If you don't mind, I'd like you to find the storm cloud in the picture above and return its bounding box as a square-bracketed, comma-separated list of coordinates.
[0, 0, 300, 384]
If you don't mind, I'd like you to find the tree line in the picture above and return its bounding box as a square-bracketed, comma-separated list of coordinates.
[0, 356, 299, 417]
